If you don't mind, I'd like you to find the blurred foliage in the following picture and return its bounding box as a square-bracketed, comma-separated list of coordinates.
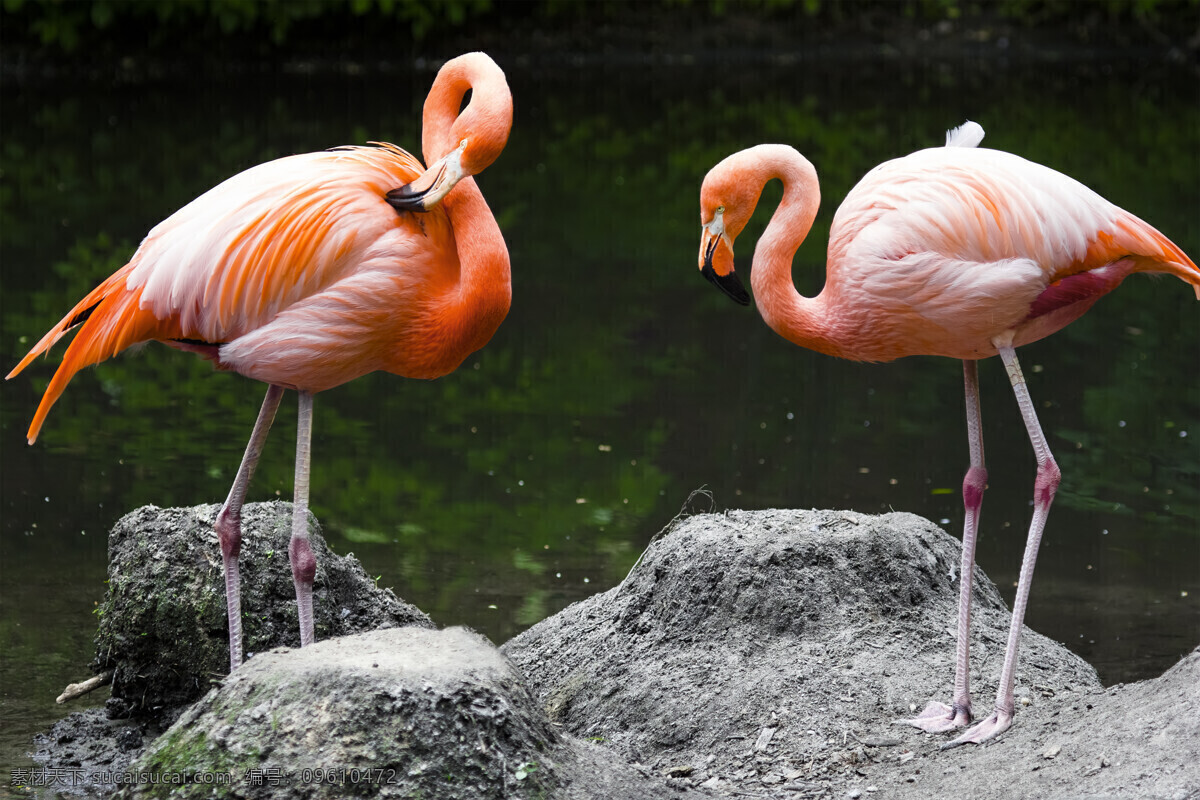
[2, 0, 492, 50]
[2, 0, 1197, 57]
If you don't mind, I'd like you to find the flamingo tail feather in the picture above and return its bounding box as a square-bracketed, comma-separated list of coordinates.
[1122, 215, 1200, 297]
[1079, 211, 1200, 298]
[8, 265, 181, 443]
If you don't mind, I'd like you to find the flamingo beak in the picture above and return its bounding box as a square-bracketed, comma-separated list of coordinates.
[387, 141, 467, 212]
[700, 214, 750, 306]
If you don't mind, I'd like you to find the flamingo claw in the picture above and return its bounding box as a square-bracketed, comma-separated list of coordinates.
[897, 700, 971, 733]
[941, 707, 1014, 748]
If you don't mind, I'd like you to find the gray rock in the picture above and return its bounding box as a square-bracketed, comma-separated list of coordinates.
[892, 643, 1200, 800]
[31, 708, 147, 799]
[114, 626, 705, 800]
[503, 509, 1098, 769]
[502, 508, 1199, 798]
[37, 505, 1200, 799]
[92, 502, 433, 718]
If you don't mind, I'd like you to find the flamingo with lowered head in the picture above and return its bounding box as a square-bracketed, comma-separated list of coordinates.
[8, 52, 514, 672]
[697, 122, 1198, 745]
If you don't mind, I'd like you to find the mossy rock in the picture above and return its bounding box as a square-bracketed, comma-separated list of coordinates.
[92, 502, 433, 718]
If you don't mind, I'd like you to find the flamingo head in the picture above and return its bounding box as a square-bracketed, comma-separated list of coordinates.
[389, 53, 512, 212]
[698, 170, 757, 306]
[387, 139, 469, 211]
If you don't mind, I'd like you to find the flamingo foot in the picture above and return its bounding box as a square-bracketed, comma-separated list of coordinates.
[941, 706, 1014, 748]
[897, 701, 971, 733]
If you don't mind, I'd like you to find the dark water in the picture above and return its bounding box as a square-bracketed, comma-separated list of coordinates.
[1, 50, 1197, 792]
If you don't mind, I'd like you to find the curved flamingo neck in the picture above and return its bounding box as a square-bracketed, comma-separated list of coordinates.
[414, 54, 512, 362]
[746, 149, 843, 358]
[439, 177, 511, 352]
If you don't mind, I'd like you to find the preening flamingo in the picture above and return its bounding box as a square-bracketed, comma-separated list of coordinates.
[8, 52, 514, 672]
[697, 122, 1199, 745]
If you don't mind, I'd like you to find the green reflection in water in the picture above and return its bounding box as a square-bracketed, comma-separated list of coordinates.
[1, 55, 1197, 788]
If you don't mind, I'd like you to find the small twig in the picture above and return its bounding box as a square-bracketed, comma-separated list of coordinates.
[618, 487, 714, 587]
[56, 670, 114, 704]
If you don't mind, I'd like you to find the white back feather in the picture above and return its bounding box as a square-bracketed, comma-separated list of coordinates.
[945, 121, 985, 148]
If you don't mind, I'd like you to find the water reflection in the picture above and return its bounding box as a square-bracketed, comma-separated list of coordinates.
[1, 53, 1197, 784]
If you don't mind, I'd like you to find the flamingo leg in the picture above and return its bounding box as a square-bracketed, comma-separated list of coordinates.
[946, 341, 1060, 747]
[901, 359, 986, 732]
[290, 390, 318, 647]
[215, 384, 285, 672]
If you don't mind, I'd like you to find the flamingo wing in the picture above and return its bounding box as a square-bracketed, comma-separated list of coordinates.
[9, 143, 427, 443]
[825, 146, 1198, 358]
[130, 143, 426, 342]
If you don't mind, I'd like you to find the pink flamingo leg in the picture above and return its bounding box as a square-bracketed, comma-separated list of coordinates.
[215, 384, 285, 672]
[289, 391, 318, 647]
[902, 360, 986, 732]
[946, 341, 1060, 747]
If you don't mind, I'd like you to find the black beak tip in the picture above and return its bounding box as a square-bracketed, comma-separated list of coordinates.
[386, 185, 428, 212]
[702, 262, 751, 306]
